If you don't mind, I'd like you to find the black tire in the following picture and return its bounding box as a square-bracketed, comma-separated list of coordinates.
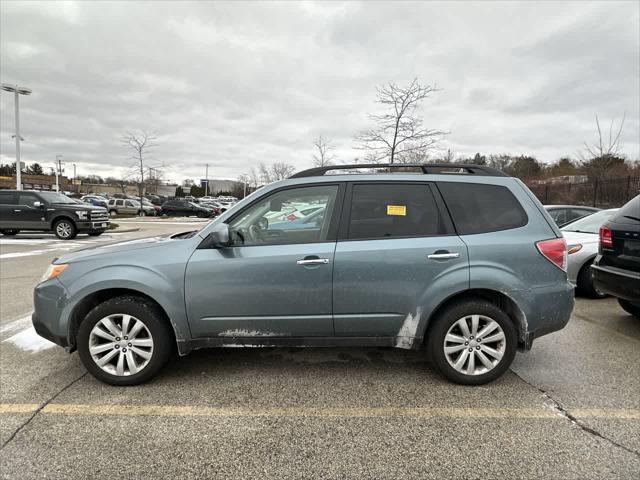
[428, 298, 517, 385]
[87, 231, 104, 237]
[0, 230, 19, 236]
[138, 210, 145, 217]
[577, 261, 607, 299]
[618, 299, 640, 318]
[77, 295, 173, 386]
[53, 218, 77, 240]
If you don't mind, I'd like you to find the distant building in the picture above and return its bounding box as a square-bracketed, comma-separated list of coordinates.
[0, 174, 69, 191]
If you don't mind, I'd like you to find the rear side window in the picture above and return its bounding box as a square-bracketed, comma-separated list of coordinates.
[0, 192, 16, 205]
[347, 183, 444, 240]
[438, 182, 528, 235]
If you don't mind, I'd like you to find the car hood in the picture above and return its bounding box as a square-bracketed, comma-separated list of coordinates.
[562, 230, 599, 245]
[55, 234, 178, 264]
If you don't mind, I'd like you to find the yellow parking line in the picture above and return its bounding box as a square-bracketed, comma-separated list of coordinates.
[0, 403, 40, 413]
[0, 403, 638, 419]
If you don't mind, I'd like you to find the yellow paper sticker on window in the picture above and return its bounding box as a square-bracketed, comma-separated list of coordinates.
[387, 205, 406, 216]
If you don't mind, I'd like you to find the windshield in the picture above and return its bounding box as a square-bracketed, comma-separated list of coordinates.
[38, 192, 80, 204]
[561, 209, 617, 234]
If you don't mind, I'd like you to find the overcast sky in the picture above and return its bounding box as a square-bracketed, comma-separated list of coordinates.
[1, 1, 638, 184]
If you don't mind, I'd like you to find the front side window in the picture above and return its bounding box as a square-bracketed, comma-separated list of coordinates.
[438, 182, 528, 235]
[347, 183, 443, 240]
[18, 193, 39, 207]
[229, 185, 338, 246]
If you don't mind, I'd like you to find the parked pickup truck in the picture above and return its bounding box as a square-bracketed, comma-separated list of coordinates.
[0, 190, 109, 239]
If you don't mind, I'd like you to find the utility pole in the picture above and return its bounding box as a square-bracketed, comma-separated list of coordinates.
[205, 163, 209, 196]
[55, 155, 64, 192]
[2, 84, 32, 190]
[73, 164, 77, 192]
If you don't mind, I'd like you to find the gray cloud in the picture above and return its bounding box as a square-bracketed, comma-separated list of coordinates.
[1, 0, 638, 184]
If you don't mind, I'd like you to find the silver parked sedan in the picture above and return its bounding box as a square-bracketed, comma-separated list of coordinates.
[561, 208, 618, 298]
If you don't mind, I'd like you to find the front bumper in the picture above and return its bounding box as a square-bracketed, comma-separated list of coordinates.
[32, 278, 70, 349]
[76, 220, 110, 231]
[592, 263, 640, 302]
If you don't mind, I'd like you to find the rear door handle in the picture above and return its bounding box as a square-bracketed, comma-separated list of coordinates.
[427, 252, 460, 260]
[297, 257, 330, 266]
[13, 209, 21, 212]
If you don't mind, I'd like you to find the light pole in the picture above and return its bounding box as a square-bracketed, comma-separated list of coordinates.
[73, 163, 77, 192]
[1, 83, 32, 190]
[55, 155, 63, 192]
[205, 163, 209, 196]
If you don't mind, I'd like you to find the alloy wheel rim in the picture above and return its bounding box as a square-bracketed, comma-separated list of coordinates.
[89, 314, 154, 376]
[56, 222, 72, 238]
[443, 315, 506, 376]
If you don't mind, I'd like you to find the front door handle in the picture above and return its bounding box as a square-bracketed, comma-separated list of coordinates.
[427, 252, 460, 260]
[296, 257, 330, 266]
[13, 209, 21, 212]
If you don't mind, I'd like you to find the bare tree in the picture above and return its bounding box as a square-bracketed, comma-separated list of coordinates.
[270, 162, 296, 181]
[122, 131, 158, 211]
[579, 114, 627, 179]
[355, 78, 447, 164]
[256, 161, 296, 184]
[312, 135, 336, 167]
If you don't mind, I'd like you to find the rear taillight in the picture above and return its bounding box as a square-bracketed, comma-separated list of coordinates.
[599, 226, 613, 248]
[536, 238, 567, 272]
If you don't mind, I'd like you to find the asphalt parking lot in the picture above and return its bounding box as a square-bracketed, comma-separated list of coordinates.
[0, 218, 638, 479]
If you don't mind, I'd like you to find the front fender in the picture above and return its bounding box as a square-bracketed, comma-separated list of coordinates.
[59, 264, 191, 348]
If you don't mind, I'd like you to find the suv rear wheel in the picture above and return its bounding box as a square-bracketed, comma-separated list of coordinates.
[428, 298, 517, 385]
[618, 299, 640, 319]
[53, 218, 77, 240]
[77, 296, 173, 385]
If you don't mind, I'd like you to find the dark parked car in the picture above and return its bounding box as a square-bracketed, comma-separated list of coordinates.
[544, 205, 600, 227]
[161, 199, 214, 217]
[0, 190, 109, 239]
[592, 195, 640, 317]
[81, 195, 109, 208]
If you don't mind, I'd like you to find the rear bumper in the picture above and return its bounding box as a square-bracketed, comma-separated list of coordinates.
[592, 262, 640, 302]
[515, 281, 574, 350]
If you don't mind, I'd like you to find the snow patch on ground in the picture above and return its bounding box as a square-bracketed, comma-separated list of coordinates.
[3, 326, 56, 353]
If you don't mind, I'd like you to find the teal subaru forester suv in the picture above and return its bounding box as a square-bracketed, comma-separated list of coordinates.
[33, 164, 574, 385]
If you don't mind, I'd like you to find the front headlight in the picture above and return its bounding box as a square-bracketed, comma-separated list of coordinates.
[567, 244, 583, 255]
[76, 211, 88, 220]
[41, 263, 68, 282]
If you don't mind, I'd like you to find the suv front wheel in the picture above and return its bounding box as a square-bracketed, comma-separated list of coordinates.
[53, 218, 78, 240]
[77, 296, 173, 385]
[428, 298, 517, 385]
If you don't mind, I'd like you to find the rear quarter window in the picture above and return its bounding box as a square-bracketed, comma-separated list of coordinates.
[438, 182, 528, 235]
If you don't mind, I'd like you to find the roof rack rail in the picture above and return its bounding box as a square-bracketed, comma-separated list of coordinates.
[290, 163, 508, 178]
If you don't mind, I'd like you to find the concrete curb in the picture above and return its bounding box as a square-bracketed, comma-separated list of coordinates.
[110, 228, 140, 233]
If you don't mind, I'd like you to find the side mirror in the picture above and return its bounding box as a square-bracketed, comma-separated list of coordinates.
[33, 201, 43, 208]
[206, 224, 230, 248]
